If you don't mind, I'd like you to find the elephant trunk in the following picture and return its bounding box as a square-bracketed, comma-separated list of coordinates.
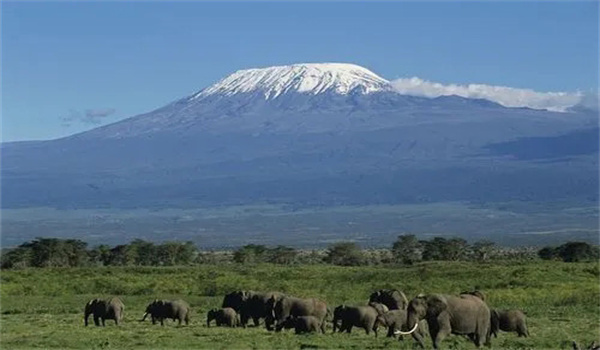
[140, 312, 148, 322]
[84, 312, 90, 326]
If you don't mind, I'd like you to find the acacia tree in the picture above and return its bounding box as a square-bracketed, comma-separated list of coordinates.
[392, 234, 423, 265]
[233, 244, 268, 264]
[267, 246, 297, 265]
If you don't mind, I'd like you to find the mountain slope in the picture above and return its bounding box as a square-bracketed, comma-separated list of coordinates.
[1, 63, 597, 211]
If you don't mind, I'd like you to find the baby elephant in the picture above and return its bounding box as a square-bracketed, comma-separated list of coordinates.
[279, 315, 322, 334]
[491, 309, 529, 337]
[207, 308, 240, 327]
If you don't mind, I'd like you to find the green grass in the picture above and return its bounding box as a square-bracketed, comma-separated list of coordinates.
[1, 261, 598, 349]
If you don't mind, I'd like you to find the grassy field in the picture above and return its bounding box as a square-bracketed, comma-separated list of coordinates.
[1, 261, 598, 349]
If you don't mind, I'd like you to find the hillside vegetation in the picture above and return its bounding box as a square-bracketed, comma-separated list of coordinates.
[1, 261, 598, 349]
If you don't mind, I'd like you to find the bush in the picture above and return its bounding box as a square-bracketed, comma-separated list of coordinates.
[539, 242, 599, 262]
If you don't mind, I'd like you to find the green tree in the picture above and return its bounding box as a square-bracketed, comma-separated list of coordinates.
[233, 245, 268, 264]
[472, 240, 496, 261]
[0, 247, 32, 269]
[557, 242, 599, 262]
[538, 246, 559, 260]
[108, 244, 137, 266]
[267, 246, 297, 265]
[422, 237, 469, 261]
[18, 238, 88, 267]
[421, 237, 446, 261]
[130, 239, 157, 266]
[392, 234, 423, 264]
[324, 242, 364, 266]
[443, 238, 469, 261]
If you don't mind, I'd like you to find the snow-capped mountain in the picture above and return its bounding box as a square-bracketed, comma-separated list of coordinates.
[1, 63, 597, 215]
[193, 63, 392, 99]
[72, 62, 584, 140]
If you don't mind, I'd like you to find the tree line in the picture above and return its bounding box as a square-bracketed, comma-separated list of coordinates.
[1, 235, 597, 269]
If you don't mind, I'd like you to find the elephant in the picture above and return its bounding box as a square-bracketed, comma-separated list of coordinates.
[369, 289, 409, 310]
[141, 299, 190, 326]
[332, 303, 388, 336]
[460, 290, 487, 302]
[398, 294, 492, 349]
[490, 309, 529, 337]
[376, 309, 428, 346]
[84, 297, 124, 326]
[268, 296, 328, 333]
[207, 307, 240, 327]
[222, 290, 285, 329]
[278, 315, 323, 334]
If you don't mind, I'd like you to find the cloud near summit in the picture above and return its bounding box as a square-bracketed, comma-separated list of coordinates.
[390, 77, 584, 112]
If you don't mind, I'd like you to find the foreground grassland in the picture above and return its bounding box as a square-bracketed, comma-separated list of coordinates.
[1, 261, 598, 349]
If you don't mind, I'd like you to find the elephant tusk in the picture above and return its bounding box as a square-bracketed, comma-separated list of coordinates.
[394, 322, 419, 335]
[140, 312, 148, 321]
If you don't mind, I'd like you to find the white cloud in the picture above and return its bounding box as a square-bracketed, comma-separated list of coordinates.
[60, 108, 117, 127]
[390, 77, 585, 112]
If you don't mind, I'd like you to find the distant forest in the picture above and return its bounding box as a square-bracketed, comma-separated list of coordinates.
[1, 236, 597, 269]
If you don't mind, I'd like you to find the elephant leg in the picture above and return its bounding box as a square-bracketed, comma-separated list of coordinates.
[241, 314, 250, 328]
[160, 318, 164, 326]
[253, 316, 260, 327]
[433, 328, 451, 350]
[101, 318, 106, 327]
[412, 331, 426, 349]
[428, 323, 441, 349]
[94, 316, 100, 326]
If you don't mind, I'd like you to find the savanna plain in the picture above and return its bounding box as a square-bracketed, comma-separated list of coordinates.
[1, 261, 599, 349]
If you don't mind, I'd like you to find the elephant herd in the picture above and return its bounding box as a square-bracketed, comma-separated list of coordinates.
[84, 289, 529, 349]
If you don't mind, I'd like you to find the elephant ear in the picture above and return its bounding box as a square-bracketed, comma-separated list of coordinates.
[400, 291, 409, 306]
[426, 295, 448, 317]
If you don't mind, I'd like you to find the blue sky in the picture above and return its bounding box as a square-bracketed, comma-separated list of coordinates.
[2, 1, 598, 141]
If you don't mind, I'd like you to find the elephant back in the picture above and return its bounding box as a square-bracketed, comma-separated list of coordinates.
[369, 289, 408, 310]
[276, 297, 327, 321]
[222, 307, 237, 318]
[222, 291, 250, 311]
[170, 299, 190, 314]
[107, 297, 124, 309]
